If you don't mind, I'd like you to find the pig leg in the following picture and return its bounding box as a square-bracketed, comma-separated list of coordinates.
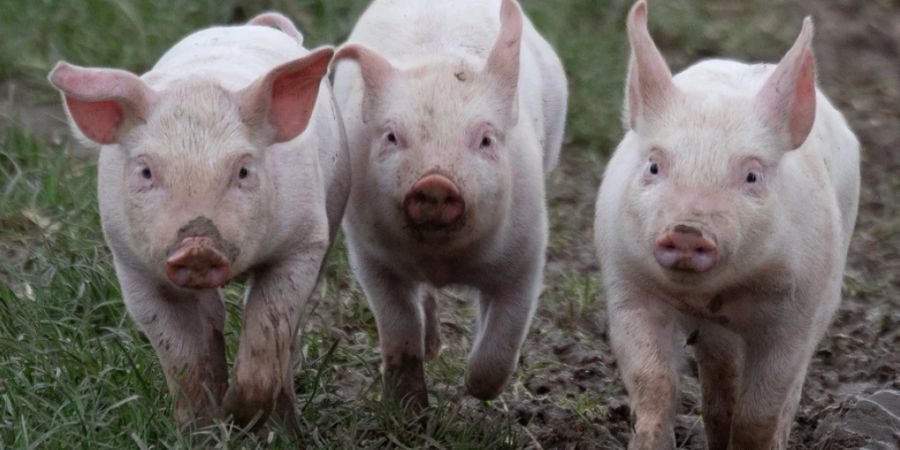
[690, 323, 743, 450]
[464, 269, 540, 401]
[117, 264, 227, 427]
[608, 291, 678, 450]
[355, 256, 428, 409]
[730, 333, 812, 450]
[222, 249, 326, 429]
[423, 290, 442, 361]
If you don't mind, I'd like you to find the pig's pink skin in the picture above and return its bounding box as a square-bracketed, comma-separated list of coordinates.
[594, 2, 859, 449]
[333, 0, 567, 407]
[49, 13, 350, 429]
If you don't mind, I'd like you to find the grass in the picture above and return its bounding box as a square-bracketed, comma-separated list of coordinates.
[0, 0, 827, 448]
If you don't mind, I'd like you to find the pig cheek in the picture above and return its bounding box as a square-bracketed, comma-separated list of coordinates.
[223, 190, 270, 272]
[123, 193, 172, 274]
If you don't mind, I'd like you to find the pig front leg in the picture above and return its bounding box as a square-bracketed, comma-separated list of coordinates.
[464, 265, 541, 401]
[608, 289, 678, 450]
[117, 264, 228, 427]
[222, 248, 326, 430]
[423, 289, 442, 361]
[689, 323, 742, 450]
[730, 330, 813, 450]
[355, 256, 429, 409]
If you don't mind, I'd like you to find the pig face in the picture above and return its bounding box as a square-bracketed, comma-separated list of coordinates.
[118, 83, 275, 286]
[49, 48, 334, 289]
[336, 0, 523, 250]
[619, 2, 817, 289]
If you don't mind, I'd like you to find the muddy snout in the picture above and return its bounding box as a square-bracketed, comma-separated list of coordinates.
[403, 174, 466, 230]
[165, 236, 231, 289]
[654, 224, 718, 273]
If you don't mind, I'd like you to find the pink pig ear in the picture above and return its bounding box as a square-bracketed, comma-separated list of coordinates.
[624, 0, 677, 132]
[48, 62, 154, 145]
[483, 0, 523, 126]
[236, 46, 334, 143]
[755, 17, 817, 150]
[334, 43, 397, 123]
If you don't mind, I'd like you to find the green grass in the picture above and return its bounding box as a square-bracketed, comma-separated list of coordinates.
[0, 0, 811, 448]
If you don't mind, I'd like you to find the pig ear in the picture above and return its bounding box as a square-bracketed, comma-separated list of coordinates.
[483, 0, 523, 125]
[236, 46, 334, 143]
[624, 0, 677, 132]
[47, 62, 154, 145]
[754, 17, 817, 150]
[334, 43, 397, 123]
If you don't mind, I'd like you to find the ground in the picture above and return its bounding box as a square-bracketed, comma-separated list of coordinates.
[0, 0, 897, 448]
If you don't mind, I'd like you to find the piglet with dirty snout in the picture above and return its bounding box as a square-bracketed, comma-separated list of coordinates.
[48, 12, 350, 429]
[594, 2, 860, 449]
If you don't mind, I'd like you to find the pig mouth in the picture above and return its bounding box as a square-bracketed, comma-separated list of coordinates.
[403, 217, 467, 241]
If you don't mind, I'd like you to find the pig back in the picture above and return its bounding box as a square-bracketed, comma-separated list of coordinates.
[144, 26, 308, 92]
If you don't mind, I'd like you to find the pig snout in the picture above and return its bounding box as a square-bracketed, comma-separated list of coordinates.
[165, 237, 231, 289]
[653, 224, 718, 273]
[403, 174, 466, 230]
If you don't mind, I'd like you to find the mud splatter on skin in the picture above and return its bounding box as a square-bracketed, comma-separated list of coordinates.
[166, 216, 240, 262]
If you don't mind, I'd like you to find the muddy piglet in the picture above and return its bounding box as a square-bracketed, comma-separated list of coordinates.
[594, 2, 859, 449]
[332, 0, 567, 407]
[48, 13, 350, 428]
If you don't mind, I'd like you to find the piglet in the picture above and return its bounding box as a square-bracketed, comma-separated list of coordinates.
[332, 0, 567, 408]
[594, 2, 860, 448]
[48, 13, 350, 428]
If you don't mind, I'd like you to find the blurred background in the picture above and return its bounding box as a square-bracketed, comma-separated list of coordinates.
[0, 0, 897, 448]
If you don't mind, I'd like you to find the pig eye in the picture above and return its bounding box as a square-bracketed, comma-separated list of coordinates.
[386, 132, 397, 144]
[648, 162, 659, 175]
[141, 167, 152, 180]
[480, 136, 493, 148]
[745, 171, 758, 183]
[238, 167, 249, 180]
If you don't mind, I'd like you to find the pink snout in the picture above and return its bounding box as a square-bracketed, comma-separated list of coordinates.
[654, 224, 718, 273]
[165, 237, 231, 289]
[403, 174, 465, 229]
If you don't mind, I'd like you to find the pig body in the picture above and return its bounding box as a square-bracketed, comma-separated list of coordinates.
[333, 0, 567, 405]
[50, 16, 349, 427]
[594, 3, 859, 449]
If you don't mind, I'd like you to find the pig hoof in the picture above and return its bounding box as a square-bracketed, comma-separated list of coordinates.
[222, 385, 276, 429]
[464, 372, 507, 401]
[383, 354, 428, 411]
